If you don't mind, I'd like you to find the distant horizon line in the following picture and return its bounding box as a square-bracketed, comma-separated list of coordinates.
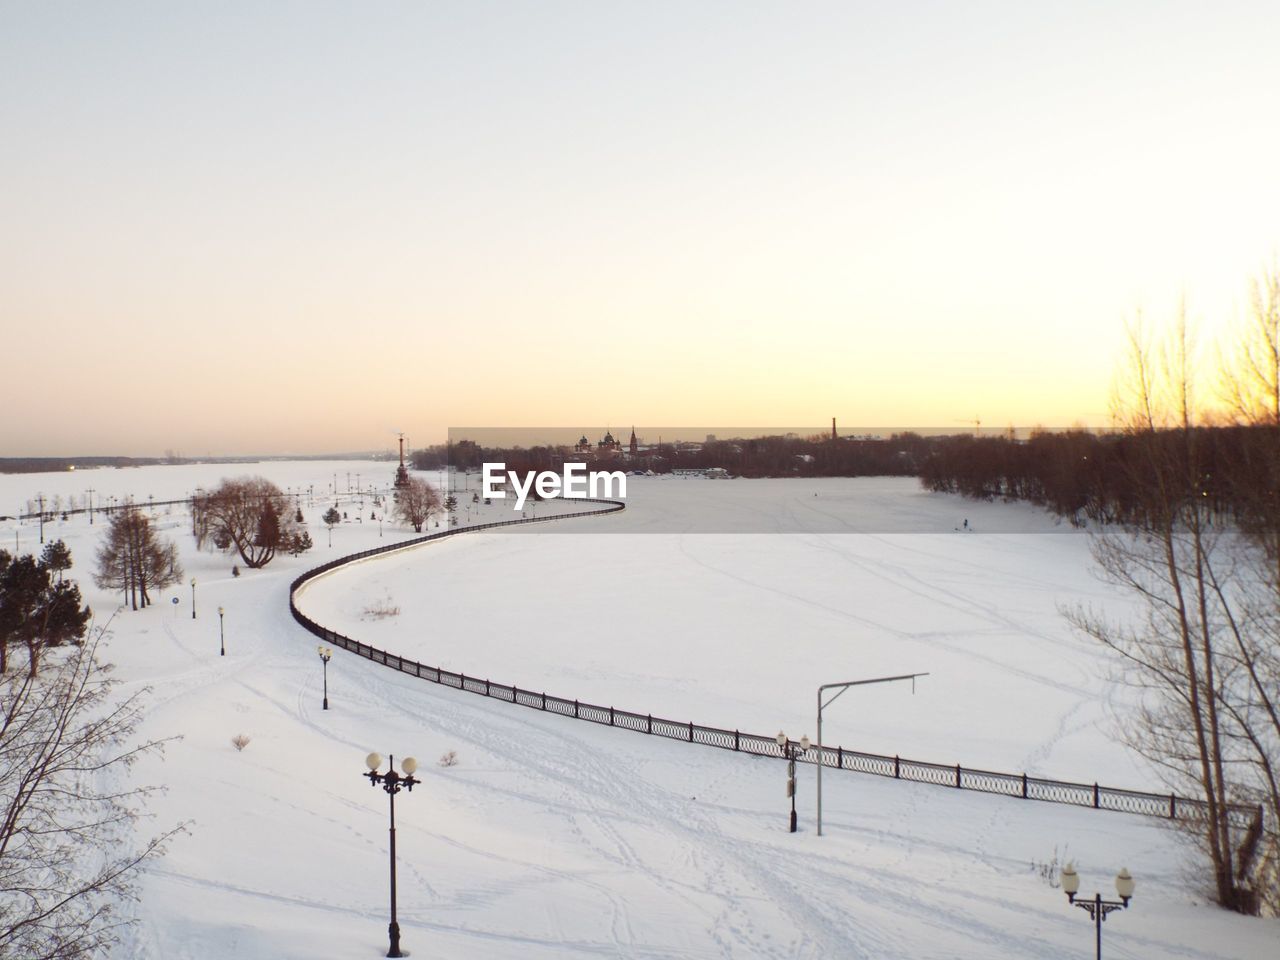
[2, 423, 1131, 464]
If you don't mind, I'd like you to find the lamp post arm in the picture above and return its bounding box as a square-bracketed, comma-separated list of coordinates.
[818, 673, 930, 712]
[816, 672, 929, 838]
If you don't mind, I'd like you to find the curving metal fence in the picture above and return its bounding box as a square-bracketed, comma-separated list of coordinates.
[288, 497, 1263, 837]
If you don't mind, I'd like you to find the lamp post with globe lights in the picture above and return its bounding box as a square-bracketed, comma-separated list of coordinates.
[776, 731, 810, 833]
[364, 753, 420, 958]
[190, 578, 197, 619]
[317, 646, 332, 709]
[1060, 862, 1136, 960]
[218, 606, 225, 656]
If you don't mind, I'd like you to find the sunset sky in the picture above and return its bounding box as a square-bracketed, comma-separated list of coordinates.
[3, 2, 1279, 456]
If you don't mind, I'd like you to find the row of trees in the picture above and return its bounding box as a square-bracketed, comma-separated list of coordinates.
[918, 425, 1276, 526]
[413, 434, 934, 478]
[84, 474, 439, 594]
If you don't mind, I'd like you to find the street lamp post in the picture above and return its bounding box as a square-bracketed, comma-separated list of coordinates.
[816, 672, 928, 836]
[1061, 863, 1136, 960]
[317, 646, 332, 709]
[364, 753, 420, 958]
[218, 606, 225, 656]
[190, 578, 197, 619]
[775, 731, 810, 833]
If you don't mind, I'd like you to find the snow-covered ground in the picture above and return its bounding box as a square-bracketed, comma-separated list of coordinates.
[1, 463, 1274, 959]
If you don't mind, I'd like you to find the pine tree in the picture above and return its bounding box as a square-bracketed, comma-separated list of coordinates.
[0, 549, 91, 676]
[40, 539, 72, 581]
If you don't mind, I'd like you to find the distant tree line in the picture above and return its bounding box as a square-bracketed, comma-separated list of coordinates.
[411, 433, 936, 478]
[918, 425, 1278, 529]
[0, 457, 168, 475]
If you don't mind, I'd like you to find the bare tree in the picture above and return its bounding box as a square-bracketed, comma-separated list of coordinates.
[1216, 268, 1280, 911]
[394, 476, 443, 533]
[1066, 315, 1273, 913]
[193, 477, 298, 569]
[94, 507, 183, 611]
[0, 633, 182, 958]
[1223, 268, 1280, 428]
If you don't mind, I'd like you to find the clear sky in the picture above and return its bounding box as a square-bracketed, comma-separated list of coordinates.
[2, 1, 1278, 456]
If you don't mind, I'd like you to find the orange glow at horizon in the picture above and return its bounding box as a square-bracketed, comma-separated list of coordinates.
[2, 4, 1277, 456]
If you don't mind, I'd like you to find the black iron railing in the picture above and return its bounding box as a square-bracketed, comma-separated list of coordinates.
[288, 496, 1263, 836]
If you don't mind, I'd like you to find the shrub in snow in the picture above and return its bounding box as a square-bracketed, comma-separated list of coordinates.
[438, 750, 458, 767]
[362, 596, 400, 620]
[1031, 845, 1068, 888]
[231, 565, 240, 577]
[230, 734, 251, 752]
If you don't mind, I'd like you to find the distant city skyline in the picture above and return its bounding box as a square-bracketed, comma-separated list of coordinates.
[3, 2, 1278, 457]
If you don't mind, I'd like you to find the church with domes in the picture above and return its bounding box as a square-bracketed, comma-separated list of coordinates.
[573, 427, 639, 459]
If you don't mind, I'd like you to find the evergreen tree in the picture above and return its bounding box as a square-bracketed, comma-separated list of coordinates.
[0, 549, 91, 676]
[40, 539, 73, 582]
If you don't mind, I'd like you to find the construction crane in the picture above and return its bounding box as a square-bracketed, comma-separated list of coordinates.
[952, 416, 981, 436]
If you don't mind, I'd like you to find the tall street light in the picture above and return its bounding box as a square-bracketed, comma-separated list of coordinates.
[364, 753, 420, 958]
[190, 578, 197, 619]
[1061, 863, 1136, 960]
[317, 646, 332, 709]
[816, 672, 928, 836]
[775, 731, 810, 833]
[218, 606, 225, 656]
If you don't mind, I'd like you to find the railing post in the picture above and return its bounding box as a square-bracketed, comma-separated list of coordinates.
[955, 764, 962, 788]
[734, 730, 739, 751]
[894, 755, 900, 779]
[574, 699, 579, 718]
[647, 714, 652, 734]
[1169, 793, 1176, 818]
[1093, 783, 1100, 808]
[1021, 773, 1028, 798]
[541, 692, 547, 711]
[485, 679, 490, 696]
[688, 721, 693, 742]
[609, 706, 615, 726]
[837, 745, 843, 769]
